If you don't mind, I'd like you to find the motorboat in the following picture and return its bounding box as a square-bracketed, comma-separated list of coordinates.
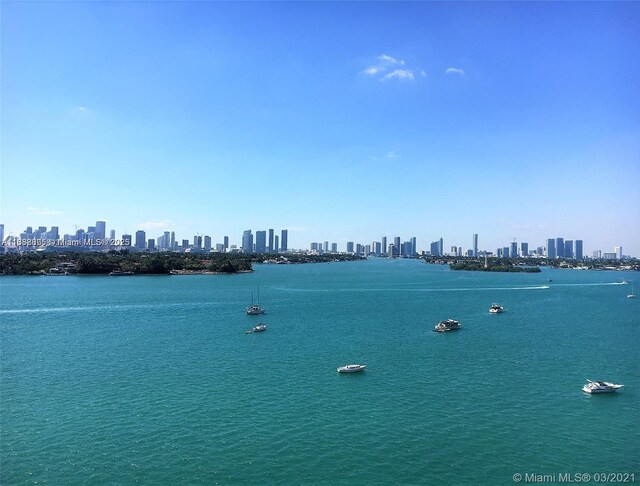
[582, 379, 624, 394]
[252, 323, 267, 332]
[109, 270, 134, 276]
[433, 319, 462, 333]
[337, 364, 366, 373]
[627, 281, 636, 298]
[489, 303, 504, 314]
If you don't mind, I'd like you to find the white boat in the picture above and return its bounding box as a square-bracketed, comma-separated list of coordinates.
[489, 303, 504, 314]
[252, 323, 267, 332]
[337, 364, 366, 373]
[582, 379, 624, 394]
[246, 288, 265, 315]
[433, 319, 462, 333]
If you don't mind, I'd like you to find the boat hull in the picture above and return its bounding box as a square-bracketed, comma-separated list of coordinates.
[337, 365, 366, 373]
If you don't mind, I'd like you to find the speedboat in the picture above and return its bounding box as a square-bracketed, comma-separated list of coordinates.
[582, 379, 624, 394]
[253, 323, 267, 332]
[433, 319, 462, 333]
[489, 303, 504, 314]
[337, 364, 366, 373]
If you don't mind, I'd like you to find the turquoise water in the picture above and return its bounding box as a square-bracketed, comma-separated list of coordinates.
[1, 259, 639, 485]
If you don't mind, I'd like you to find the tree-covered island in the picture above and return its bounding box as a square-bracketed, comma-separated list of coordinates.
[445, 258, 541, 273]
[0, 251, 366, 276]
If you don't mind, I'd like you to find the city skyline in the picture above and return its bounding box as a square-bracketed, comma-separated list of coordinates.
[2, 220, 633, 259]
[2, 3, 639, 255]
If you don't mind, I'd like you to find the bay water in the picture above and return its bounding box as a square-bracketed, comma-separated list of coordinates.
[1, 259, 638, 484]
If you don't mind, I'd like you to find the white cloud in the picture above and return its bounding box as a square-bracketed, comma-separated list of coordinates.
[382, 69, 415, 81]
[446, 67, 465, 76]
[363, 53, 407, 76]
[387, 151, 398, 159]
[27, 207, 63, 215]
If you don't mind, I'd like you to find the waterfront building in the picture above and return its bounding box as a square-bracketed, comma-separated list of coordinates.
[575, 240, 583, 260]
[411, 236, 417, 256]
[373, 242, 381, 255]
[393, 237, 401, 257]
[281, 229, 288, 252]
[0, 224, 4, 245]
[556, 237, 565, 258]
[346, 241, 354, 253]
[274, 235, 279, 253]
[473, 233, 478, 257]
[256, 231, 267, 253]
[381, 236, 387, 256]
[135, 230, 146, 249]
[593, 250, 601, 259]
[268, 229, 274, 253]
[365, 244, 371, 255]
[521, 242, 529, 257]
[546, 239, 556, 259]
[204, 236, 211, 251]
[331, 242, 338, 253]
[310, 242, 319, 251]
[242, 230, 254, 253]
[615, 246, 622, 260]
[564, 240, 574, 259]
[603, 252, 616, 259]
[356, 243, 363, 254]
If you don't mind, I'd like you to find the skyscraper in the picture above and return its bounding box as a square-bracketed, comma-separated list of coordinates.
[204, 236, 211, 251]
[242, 230, 253, 253]
[268, 229, 274, 253]
[346, 241, 354, 253]
[546, 239, 556, 259]
[256, 231, 267, 253]
[575, 240, 583, 260]
[223, 236, 229, 251]
[555, 237, 565, 258]
[473, 233, 478, 257]
[274, 235, 279, 253]
[520, 242, 529, 257]
[331, 242, 338, 252]
[381, 236, 387, 256]
[394, 237, 401, 257]
[95, 221, 106, 240]
[135, 230, 146, 249]
[0, 224, 4, 245]
[564, 240, 573, 259]
[281, 229, 288, 252]
[410, 236, 417, 256]
[615, 246, 622, 260]
[171, 231, 176, 250]
[510, 241, 518, 258]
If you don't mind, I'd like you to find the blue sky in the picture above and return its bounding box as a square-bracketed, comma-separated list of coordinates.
[2, 2, 639, 255]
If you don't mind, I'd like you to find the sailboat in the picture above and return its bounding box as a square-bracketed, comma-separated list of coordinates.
[246, 287, 266, 314]
[627, 281, 636, 299]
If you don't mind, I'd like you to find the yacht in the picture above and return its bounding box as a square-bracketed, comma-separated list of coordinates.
[337, 364, 366, 373]
[433, 319, 462, 333]
[489, 303, 504, 314]
[252, 323, 267, 332]
[108, 270, 134, 276]
[582, 379, 624, 394]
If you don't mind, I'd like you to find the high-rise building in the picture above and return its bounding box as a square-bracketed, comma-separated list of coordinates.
[95, 221, 106, 240]
[564, 240, 574, 259]
[473, 233, 478, 257]
[374, 241, 381, 254]
[194, 235, 202, 249]
[393, 237, 401, 257]
[256, 231, 267, 253]
[281, 229, 288, 252]
[323, 241, 329, 253]
[204, 236, 212, 251]
[242, 230, 253, 253]
[615, 246, 622, 260]
[268, 229, 274, 253]
[224, 236, 229, 251]
[346, 241, 354, 253]
[593, 250, 601, 259]
[0, 224, 4, 245]
[520, 242, 529, 257]
[135, 230, 146, 249]
[411, 236, 417, 256]
[546, 239, 556, 259]
[575, 240, 583, 260]
[164, 232, 171, 250]
[121, 234, 132, 247]
[147, 239, 155, 250]
[555, 237, 565, 258]
[171, 232, 176, 250]
[381, 236, 387, 256]
[109, 229, 115, 240]
[430, 239, 443, 257]
[331, 242, 338, 253]
[274, 235, 279, 253]
[510, 241, 518, 258]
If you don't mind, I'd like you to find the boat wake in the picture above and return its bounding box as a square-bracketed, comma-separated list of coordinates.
[273, 285, 551, 293]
